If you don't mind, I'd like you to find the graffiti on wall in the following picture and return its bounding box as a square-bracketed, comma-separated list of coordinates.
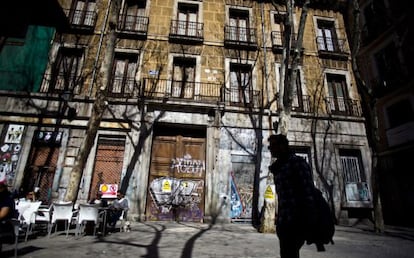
[148, 177, 204, 221]
[230, 175, 243, 218]
[230, 171, 254, 219]
[171, 154, 205, 174]
[0, 124, 25, 184]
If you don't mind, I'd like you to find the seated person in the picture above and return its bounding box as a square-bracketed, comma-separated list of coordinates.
[0, 181, 16, 248]
[24, 191, 35, 202]
[107, 191, 128, 231]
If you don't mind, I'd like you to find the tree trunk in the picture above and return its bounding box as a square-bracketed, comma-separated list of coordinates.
[64, 0, 121, 202]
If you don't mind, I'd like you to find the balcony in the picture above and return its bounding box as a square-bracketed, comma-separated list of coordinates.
[316, 36, 349, 60]
[169, 20, 204, 44]
[271, 31, 298, 53]
[40, 73, 82, 95]
[117, 14, 149, 39]
[142, 78, 221, 104]
[65, 8, 97, 33]
[224, 25, 257, 50]
[292, 95, 312, 113]
[107, 76, 139, 98]
[221, 87, 261, 108]
[325, 97, 362, 117]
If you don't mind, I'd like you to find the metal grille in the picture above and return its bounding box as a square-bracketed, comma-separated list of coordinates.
[23, 146, 59, 204]
[89, 136, 125, 200]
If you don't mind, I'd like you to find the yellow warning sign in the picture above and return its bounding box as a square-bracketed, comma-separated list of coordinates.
[162, 179, 172, 193]
[264, 185, 275, 201]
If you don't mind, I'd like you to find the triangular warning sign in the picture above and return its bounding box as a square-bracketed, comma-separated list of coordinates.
[264, 185, 274, 200]
[162, 179, 172, 192]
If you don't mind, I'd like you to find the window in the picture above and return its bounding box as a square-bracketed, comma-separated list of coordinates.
[340, 149, 370, 202]
[326, 74, 348, 114]
[276, 65, 304, 111]
[374, 42, 405, 91]
[362, 0, 389, 41]
[71, 0, 96, 27]
[386, 99, 414, 129]
[316, 20, 337, 52]
[119, 0, 147, 32]
[110, 53, 138, 96]
[50, 47, 83, 94]
[230, 63, 252, 104]
[291, 146, 311, 166]
[171, 57, 196, 99]
[272, 13, 285, 47]
[287, 69, 303, 110]
[175, 3, 199, 37]
[229, 9, 249, 42]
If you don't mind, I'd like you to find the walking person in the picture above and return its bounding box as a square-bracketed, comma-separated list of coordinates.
[268, 134, 316, 258]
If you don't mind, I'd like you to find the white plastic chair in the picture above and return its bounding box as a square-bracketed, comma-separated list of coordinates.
[75, 204, 100, 237]
[18, 201, 41, 241]
[49, 202, 74, 237]
[34, 205, 52, 236]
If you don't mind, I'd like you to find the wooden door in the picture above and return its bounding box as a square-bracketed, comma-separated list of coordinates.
[146, 135, 205, 222]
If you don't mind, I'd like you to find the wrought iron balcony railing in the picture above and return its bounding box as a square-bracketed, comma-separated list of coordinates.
[325, 97, 362, 117]
[117, 14, 149, 37]
[292, 95, 312, 113]
[271, 31, 298, 52]
[107, 76, 139, 98]
[224, 25, 257, 50]
[316, 36, 349, 59]
[142, 78, 221, 103]
[65, 8, 97, 31]
[221, 87, 261, 108]
[40, 73, 82, 95]
[169, 20, 204, 43]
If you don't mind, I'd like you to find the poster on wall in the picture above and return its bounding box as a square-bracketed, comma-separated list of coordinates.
[99, 184, 118, 198]
[1, 124, 25, 185]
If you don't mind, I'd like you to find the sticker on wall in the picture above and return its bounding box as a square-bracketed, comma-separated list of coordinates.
[162, 179, 172, 193]
[99, 184, 118, 198]
[4, 124, 24, 144]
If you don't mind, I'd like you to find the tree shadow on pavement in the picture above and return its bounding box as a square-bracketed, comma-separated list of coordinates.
[97, 221, 217, 258]
[99, 222, 166, 258]
[0, 245, 44, 257]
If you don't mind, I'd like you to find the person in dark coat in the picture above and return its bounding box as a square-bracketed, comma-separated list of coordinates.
[0, 181, 16, 251]
[268, 134, 316, 258]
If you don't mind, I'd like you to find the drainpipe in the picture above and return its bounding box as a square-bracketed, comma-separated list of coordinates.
[260, 2, 269, 105]
[89, 0, 112, 97]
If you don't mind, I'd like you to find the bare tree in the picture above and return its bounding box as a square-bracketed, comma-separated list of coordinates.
[65, 0, 122, 202]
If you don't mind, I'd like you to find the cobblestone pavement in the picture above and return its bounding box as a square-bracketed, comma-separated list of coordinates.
[2, 221, 414, 258]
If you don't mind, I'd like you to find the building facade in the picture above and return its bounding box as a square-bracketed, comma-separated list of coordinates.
[0, 0, 372, 224]
[351, 0, 414, 227]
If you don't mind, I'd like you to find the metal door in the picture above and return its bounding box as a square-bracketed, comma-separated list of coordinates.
[89, 135, 125, 200]
[146, 135, 205, 222]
